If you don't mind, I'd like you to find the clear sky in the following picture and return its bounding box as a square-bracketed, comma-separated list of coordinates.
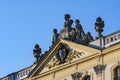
[0, 0, 120, 78]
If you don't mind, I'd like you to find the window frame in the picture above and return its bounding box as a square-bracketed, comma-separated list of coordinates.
[82, 75, 91, 80]
[114, 66, 120, 80]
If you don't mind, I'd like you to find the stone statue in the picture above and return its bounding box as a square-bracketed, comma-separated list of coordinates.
[33, 44, 41, 63]
[69, 28, 76, 41]
[75, 19, 85, 43]
[64, 14, 73, 31]
[60, 14, 73, 39]
[95, 17, 104, 39]
[84, 32, 94, 44]
[52, 29, 60, 44]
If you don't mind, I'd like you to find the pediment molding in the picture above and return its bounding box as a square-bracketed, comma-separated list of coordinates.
[28, 39, 101, 78]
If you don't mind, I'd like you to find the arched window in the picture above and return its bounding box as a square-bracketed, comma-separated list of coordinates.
[83, 75, 90, 80]
[111, 37, 113, 42]
[114, 66, 120, 80]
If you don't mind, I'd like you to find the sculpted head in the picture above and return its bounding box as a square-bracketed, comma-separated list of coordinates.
[64, 14, 70, 21]
[75, 19, 80, 24]
[53, 29, 57, 34]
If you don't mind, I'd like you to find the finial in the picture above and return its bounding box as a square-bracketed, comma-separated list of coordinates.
[33, 44, 41, 63]
[95, 17, 104, 39]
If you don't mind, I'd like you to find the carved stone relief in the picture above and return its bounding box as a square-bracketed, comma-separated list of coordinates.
[71, 72, 82, 80]
[46, 47, 85, 70]
[93, 64, 106, 75]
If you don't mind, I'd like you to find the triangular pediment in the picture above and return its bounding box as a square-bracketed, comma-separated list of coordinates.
[28, 39, 101, 78]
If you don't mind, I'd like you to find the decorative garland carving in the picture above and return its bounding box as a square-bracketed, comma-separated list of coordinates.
[66, 50, 85, 63]
[46, 45, 85, 69]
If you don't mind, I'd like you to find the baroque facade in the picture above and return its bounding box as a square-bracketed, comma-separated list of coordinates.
[1, 14, 120, 80]
[24, 14, 120, 80]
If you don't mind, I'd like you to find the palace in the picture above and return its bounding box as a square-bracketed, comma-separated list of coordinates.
[1, 14, 120, 80]
[25, 14, 120, 80]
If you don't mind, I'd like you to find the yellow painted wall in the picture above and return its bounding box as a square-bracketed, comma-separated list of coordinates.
[35, 73, 52, 80]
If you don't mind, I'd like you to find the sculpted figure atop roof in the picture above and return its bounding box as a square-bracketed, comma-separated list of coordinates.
[64, 14, 73, 31]
[75, 19, 85, 43]
[55, 14, 94, 45]
[52, 28, 60, 44]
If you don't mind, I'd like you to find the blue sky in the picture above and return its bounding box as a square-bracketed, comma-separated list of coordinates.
[0, 0, 120, 78]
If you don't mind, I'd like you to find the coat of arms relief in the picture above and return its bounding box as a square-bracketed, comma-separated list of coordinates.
[46, 43, 86, 69]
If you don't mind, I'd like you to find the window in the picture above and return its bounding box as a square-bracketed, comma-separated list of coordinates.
[17, 74, 19, 77]
[111, 37, 113, 42]
[82, 75, 90, 80]
[118, 34, 120, 39]
[29, 69, 31, 73]
[106, 38, 109, 44]
[21, 72, 23, 77]
[114, 36, 117, 41]
[7, 78, 10, 80]
[114, 66, 120, 80]
[26, 70, 28, 74]
[23, 71, 25, 76]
